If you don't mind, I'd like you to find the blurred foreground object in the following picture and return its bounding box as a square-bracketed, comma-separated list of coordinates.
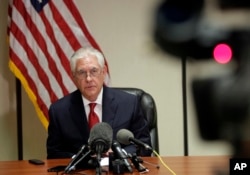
[154, 0, 250, 60]
[154, 0, 250, 158]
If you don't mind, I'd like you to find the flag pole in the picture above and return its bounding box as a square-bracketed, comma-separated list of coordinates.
[182, 56, 188, 156]
[16, 78, 23, 160]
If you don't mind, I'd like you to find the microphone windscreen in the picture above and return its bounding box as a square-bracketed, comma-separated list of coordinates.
[116, 129, 134, 145]
[88, 122, 113, 152]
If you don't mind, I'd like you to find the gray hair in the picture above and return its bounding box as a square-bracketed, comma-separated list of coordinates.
[70, 47, 105, 73]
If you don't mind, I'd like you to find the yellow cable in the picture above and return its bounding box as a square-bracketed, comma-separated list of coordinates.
[153, 150, 177, 175]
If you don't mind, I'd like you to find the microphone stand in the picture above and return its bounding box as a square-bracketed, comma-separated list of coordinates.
[93, 155, 108, 175]
[64, 150, 92, 173]
[64, 145, 88, 173]
[128, 153, 149, 173]
[94, 145, 108, 175]
[95, 153, 102, 175]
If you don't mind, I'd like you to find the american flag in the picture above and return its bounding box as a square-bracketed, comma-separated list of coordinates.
[8, 0, 110, 129]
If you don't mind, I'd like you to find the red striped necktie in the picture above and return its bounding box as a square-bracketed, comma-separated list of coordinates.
[88, 103, 100, 129]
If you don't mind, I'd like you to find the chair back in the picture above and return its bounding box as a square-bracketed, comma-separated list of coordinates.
[114, 87, 159, 153]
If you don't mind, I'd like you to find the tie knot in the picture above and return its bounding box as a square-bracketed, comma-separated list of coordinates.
[89, 103, 96, 110]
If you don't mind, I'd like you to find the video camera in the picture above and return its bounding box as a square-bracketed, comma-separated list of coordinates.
[154, 0, 250, 157]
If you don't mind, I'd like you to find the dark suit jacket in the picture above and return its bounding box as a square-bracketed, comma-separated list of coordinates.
[47, 86, 152, 159]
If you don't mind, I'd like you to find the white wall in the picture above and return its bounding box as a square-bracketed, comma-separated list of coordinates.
[0, 0, 233, 161]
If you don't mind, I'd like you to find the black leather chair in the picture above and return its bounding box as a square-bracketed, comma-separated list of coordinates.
[114, 87, 159, 154]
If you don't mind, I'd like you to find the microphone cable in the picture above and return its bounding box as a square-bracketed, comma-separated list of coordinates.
[153, 150, 176, 175]
[116, 128, 176, 174]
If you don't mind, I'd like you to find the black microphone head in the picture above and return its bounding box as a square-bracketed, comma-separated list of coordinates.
[112, 140, 120, 149]
[88, 122, 113, 154]
[111, 140, 123, 158]
[116, 129, 134, 145]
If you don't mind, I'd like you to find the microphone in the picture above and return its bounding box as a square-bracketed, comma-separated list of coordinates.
[112, 140, 133, 173]
[65, 122, 113, 174]
[116, 129, 152, 151]
[88, 122, 113, 160]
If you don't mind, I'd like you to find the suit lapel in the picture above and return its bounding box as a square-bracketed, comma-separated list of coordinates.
[102, 87, 117, 128]
[69, 90, 89, 135]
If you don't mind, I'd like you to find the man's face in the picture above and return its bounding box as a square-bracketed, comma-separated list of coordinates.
[72, 55, 107, 101]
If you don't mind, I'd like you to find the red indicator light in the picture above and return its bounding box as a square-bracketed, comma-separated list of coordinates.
[213, 43, 232, 64]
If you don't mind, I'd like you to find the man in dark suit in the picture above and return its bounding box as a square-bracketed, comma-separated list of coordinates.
[47, 47, 152, 159]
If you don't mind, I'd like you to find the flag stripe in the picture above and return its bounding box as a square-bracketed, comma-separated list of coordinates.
[50, 1, 81, 50]
[22, 1, 71, 97]
[21, 0, 75, 97]
[61, 0, 93, 48]
[11, 3, 59, 102]
[37, 10, 70, 96]
[9, 47, 49, 119]
[9, 29, 51, 114]
[9, 49, 39, 103]
[8, 0, 110, 129]
[26, 2, 76, 93]
[42, 1, 78, 82]
[9, 60, 49, 125]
